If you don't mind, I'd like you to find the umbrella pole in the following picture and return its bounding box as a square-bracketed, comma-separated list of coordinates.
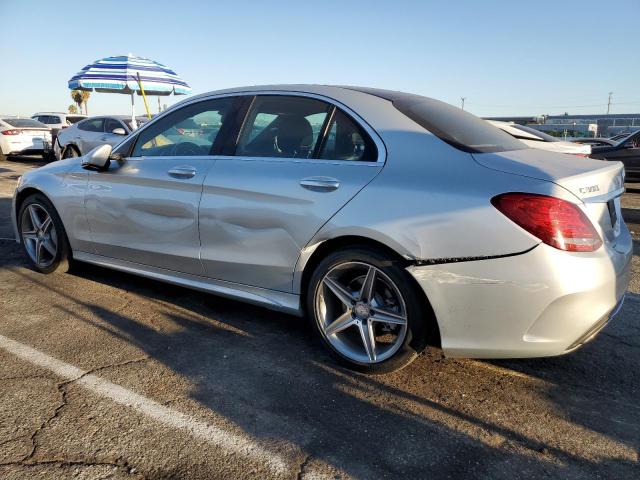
[130, 92, 138, 130]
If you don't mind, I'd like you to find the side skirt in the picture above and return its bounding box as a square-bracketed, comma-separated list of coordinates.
[72, 251, 303, 316]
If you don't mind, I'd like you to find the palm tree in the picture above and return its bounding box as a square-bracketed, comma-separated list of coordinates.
[68, 104, 78, 114]
[70, 90, 91, 115]
[71, 90, 84, 114]
[80, 90, 91, 115]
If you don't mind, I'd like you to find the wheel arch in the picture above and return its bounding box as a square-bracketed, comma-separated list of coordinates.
[298, 234, 442, 348]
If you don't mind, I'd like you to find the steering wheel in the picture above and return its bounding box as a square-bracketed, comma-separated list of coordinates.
[170, 142, 203, 156]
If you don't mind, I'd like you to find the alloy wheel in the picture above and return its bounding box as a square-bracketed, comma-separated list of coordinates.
[21, 204, 58, 268]
[315, 261, 408, 364]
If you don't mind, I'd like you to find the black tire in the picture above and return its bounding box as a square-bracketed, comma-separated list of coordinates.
[62, 146, 79, 159]
[307, 246, 430, 374]
[42, 151, 56, 162]
[17, 193, 72, 274]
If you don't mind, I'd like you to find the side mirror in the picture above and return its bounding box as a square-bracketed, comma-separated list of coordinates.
[112, 127, 127, 135]
[81, 144, 112, 170]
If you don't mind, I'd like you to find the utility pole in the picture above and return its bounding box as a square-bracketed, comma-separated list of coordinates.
[607, 91, 613, 114]
[461, 97, 466, 110]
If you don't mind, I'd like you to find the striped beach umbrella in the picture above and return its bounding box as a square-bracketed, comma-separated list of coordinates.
[68, 54, 191, 128]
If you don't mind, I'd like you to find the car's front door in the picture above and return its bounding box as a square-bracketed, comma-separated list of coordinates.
[76, 117, 105, 154]
[199, 94, 384, 292]
[101, 118, 129, 148]
[84, 97, 242, 274]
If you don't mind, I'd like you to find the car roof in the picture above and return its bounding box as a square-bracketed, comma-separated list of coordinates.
[32, 112, 86, 116]
[183, 84, 423, 104]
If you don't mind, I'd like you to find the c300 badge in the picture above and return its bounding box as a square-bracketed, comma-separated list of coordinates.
[578, 185, 600, 195]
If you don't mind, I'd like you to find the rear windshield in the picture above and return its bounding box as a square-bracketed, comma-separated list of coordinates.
[3, 118, 47, 128]
[346, 88, 527, 154]
[513, 124, 559, 142]
[392, 95, 527, 153]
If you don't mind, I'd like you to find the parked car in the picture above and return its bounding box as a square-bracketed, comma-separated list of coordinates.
[11, 85, 631, 373]
[488, 121, 591, 156]
[0, 117, 52, 161]
[590, 130, 640, 182]
[55, 115, 148, 159]
[31, 112, 87, 160]
[570, 137, 617, 147]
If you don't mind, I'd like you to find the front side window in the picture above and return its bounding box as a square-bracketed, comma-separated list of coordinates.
[105, 118, 124, 133]
[236, 96, 330, 158]
[131, 98, 234, 157]
[78, 118, 104, 132]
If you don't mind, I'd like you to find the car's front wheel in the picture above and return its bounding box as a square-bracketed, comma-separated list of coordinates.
[308, 247, 430, 374]
[62, 146, 79, 159]
[18, 194, 71, 274]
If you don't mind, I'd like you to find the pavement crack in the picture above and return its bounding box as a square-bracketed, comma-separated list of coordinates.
[10, 356, 149, 465]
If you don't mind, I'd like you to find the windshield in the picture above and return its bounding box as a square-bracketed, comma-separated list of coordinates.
[3, 118, 47, 128]
[66, 116, 85, 124]
[125, 119, 148, 130]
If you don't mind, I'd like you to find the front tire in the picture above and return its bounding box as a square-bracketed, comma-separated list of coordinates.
[18, 194, 72, 274]
[307, 247, 429, 374]
[62, 146, 79, 159]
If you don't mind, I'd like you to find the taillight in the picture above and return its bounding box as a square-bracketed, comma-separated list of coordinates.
[572, 153, 588, 157]
[491, 193, 602, 252]
[1, 129, 21, 135]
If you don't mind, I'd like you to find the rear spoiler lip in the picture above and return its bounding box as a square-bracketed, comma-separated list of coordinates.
[583, 186, 625, 204]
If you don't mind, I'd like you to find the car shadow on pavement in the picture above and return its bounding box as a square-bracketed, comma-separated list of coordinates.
[5, 253, 638, 479]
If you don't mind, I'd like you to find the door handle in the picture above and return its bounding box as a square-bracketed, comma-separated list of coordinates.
[168, 166, 197, 179]
[300, 176, 340, 191]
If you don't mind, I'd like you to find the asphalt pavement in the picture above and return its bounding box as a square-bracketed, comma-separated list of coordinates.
[0, 157, 638, 479]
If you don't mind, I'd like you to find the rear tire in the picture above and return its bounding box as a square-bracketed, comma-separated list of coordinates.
[18, 194, 72, 274]
[307, 246, 429, 374]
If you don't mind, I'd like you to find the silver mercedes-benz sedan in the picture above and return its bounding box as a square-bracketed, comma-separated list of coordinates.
[11, 85, 632, 373]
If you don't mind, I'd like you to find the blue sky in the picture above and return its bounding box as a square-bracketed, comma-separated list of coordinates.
[1, 0, 638, 118]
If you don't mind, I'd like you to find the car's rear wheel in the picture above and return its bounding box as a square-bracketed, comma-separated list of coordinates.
[62, 146, 79, 159]
[308, 247, 429, 374]
[18, 194, 71, 274]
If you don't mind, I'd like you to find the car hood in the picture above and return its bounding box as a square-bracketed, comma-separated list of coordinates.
[472, 148, 624, 201]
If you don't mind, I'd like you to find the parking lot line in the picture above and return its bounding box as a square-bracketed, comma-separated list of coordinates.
[0, 333, 290, 476]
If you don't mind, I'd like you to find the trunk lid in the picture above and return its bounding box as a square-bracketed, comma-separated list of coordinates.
[473, 148, 625, 244]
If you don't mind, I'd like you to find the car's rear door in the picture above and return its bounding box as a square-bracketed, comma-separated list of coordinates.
[199, 93, 384, 292]
[84, 97, 243, 274]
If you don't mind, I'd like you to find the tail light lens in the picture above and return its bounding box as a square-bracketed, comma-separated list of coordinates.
[1, 129, 21, 135]
[491, 193, 602, 252]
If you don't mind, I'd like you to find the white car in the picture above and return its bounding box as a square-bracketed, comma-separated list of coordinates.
[488, 120, 591, 156]
[31, 112, 87, 132]
[0, 117, 52, 160]
[55, 115, 147, 159]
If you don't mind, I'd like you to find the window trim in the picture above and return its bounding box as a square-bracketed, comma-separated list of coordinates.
[123, 90, 386, 165]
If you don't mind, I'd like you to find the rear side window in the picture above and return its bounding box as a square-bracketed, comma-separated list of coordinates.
[393, 95, 526, 153]
[319, 109, 377, 161]
[78, 118, 104, 132]
[3, 118, 46, 128]
[33, 115, 60, 124]
[236, 96, 331, 158]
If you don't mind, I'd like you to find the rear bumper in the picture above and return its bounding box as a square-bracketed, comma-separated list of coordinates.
[407, 227, 632, 358]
